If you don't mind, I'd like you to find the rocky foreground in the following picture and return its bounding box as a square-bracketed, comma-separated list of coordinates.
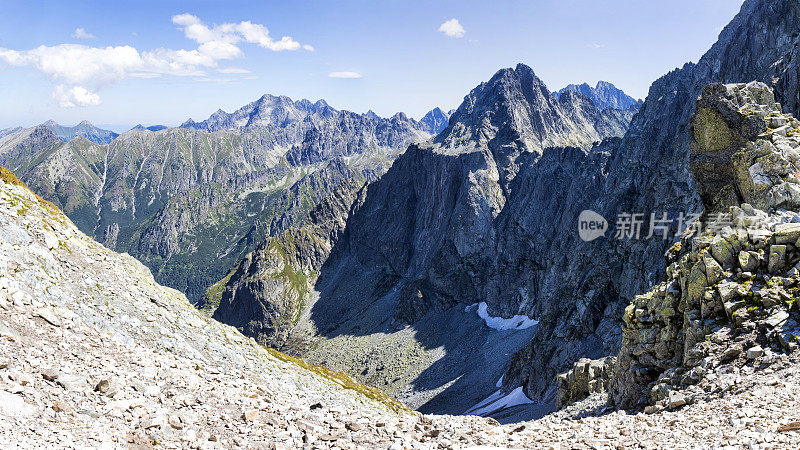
[1, 147, 800, 448]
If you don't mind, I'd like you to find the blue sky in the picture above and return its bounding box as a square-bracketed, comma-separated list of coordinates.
[0, 0, 744, 131]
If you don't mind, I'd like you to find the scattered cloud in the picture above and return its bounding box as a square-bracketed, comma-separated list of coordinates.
[328, 71, 362, 79]
[303, 44, 315, 52]
[52, 85, 101, 107]
[72, 28, 95, 39]
[171, 13, 312, 52]
[438, 19, 465, 38]
[0, 13, 312, 107]
[218, 67, 251, 74]
[590, 43, 605, 49]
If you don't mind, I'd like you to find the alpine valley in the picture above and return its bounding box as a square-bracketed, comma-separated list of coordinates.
[2, 0, 800, 448]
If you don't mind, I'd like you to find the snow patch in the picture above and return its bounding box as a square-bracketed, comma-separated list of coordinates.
[466, 302, 538, 331]
[495, 374, 504, 388]
[465, 386, 534, 416]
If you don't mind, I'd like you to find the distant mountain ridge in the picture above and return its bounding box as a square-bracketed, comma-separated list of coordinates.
[0, 93, 437, 304]
[43, 120, 119, 144]
[131, 124, 168, 132]
[553, 81, 640, 111]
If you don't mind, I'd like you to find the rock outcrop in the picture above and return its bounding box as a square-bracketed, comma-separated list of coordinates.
[555, 356, 616, 409]
[690, 82, 800, 211]
[608, 82, 800, 410]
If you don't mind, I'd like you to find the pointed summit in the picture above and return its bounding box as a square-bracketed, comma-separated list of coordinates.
[419, 107, 451, 135]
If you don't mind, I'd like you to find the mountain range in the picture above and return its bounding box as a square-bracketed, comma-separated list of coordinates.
[3, 0, 800, 446]
[203, 0, 800, 419]
[43, 120, 119, 144]
[553, 81, 641, 110]
[207, 65, 639, 415]
[0, 97, 448, 304]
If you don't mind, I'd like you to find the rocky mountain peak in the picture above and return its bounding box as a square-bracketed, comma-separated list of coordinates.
[419, 107, 451, 135]
[434, 62, 633, 160]
[554, 80, 640, 110]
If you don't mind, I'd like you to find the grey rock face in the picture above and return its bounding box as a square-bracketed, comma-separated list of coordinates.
[690, 82, 800, 211]
[554, 81, 641, 111]
[507, 0, 800, 402]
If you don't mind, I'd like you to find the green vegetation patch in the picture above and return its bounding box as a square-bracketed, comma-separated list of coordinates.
[266, 348, 409, 414]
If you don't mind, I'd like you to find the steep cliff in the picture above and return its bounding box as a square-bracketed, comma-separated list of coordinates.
[506, 0, 800, 401]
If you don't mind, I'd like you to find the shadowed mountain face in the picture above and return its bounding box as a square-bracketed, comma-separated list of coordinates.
[210, 63, 639, 416]
[554, 81, 641, 111]
[0, 94, 433, 304]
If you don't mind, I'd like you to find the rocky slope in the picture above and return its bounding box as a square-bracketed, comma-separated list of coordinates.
[0, 94, 432, 304]
[210, 63, 639, 415]
[43, 120, 119, 144]
[210, 177, 363, 350]
[3, 164, 800, 449]
[554, 81, 641, 111]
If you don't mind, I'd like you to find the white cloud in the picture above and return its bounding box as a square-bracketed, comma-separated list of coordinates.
[303, 44, 315, 52]
[72, 28, 95, 39]
[0, 44, 143, 86]
[590, 43, 605, 49]
[0, 14, 312, 107]
[438, 19, 465, 38]
[171, 14, 309, 52]
[218, 67, 251, 74]
[52, 85, 101, 107]
[328, 71, 362, 79]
